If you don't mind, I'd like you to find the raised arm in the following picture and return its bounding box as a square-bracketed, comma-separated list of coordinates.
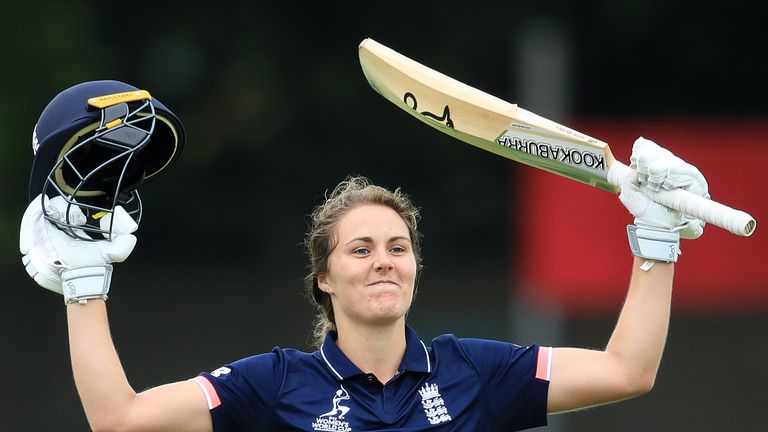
[21, 197, 211, 432]
[547, 258, 672, 412]
[68, 300, 211, 432]
[546, 138, 709, 413]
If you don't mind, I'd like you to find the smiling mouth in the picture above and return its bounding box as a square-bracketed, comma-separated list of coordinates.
[368, 280, 398, 287]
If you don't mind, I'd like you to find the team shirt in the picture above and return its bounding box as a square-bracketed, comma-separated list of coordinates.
[193, 325, 551, 431]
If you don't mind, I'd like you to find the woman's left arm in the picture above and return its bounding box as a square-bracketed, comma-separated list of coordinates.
[547, 257, 673, 413]
[546, 137, 711, 413]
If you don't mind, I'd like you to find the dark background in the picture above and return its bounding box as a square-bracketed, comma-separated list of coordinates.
[1, 1, 766, 431]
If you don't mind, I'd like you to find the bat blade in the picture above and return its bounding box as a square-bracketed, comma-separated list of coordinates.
[359, 37, 617, 193]
[358, 38, 756, 237]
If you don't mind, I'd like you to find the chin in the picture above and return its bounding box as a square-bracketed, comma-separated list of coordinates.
[368, 299, 410, 323]
[366, 312, 407, 327]
[369, 291, 404, 309]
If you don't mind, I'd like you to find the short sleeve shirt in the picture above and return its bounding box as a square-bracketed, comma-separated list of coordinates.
[193, 326, 551, 431]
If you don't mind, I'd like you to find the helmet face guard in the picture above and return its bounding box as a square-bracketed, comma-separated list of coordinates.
[30, 81, 184, 240]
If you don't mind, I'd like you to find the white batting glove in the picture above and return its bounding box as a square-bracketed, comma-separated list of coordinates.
[20, 195, 138, 304]
[619, 138, 708, 267]
[620, 137, 709, 238]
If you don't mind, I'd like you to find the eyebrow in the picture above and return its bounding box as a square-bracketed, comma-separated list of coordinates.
[344, 236, 412, 246]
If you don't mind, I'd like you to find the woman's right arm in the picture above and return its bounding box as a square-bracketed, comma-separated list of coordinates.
[68, 299, 212, 432]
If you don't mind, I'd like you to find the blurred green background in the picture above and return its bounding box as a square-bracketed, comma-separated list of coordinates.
[1, 1, 766, 430]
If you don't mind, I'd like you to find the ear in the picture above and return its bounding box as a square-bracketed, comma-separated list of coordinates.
[317, 273, 333, 294]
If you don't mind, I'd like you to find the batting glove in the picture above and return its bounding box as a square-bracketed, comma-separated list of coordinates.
[619, 137, 708, 266]
[20, 195, 138, 304]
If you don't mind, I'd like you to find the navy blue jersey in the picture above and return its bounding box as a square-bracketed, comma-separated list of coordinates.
[193, 326, 551, 431]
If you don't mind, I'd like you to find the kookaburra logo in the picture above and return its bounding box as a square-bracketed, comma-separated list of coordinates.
[497, 133, 606, 171]
[312, 385, 352, 431]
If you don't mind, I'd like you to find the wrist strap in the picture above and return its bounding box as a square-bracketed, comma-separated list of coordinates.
[61, 266, 112, 305]
[627, 225, 680, 268]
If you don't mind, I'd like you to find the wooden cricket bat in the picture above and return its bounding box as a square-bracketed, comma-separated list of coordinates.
[358, 38, 756, 237]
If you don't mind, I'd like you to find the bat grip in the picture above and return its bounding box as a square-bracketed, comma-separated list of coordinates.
[608, 162, 756, 237]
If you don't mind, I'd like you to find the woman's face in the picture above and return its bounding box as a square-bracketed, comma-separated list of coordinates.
[318, 204, 417, 328]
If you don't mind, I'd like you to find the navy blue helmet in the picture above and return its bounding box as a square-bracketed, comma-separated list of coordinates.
[30, 80, 185, 239]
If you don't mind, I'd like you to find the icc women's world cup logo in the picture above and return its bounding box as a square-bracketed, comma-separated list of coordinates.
[312, 385, 352, 431]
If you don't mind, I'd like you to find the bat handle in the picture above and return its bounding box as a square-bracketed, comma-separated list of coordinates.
[608, 162, 756, 237]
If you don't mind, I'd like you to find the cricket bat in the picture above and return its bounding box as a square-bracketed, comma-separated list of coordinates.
[358, 38, 756, 237]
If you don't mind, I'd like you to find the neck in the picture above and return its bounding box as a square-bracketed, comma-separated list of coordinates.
[335, 318, 407, 384]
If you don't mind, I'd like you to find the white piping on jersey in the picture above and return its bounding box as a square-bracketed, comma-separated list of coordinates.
[546, 346, 553, 381]
[321, 338, 432, 378]
[191, 377, 215, 409]
[320, 344, 344, 380]
[420, 340, 431, 373]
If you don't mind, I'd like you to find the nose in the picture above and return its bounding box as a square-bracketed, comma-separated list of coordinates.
[373, 251, 394, 272]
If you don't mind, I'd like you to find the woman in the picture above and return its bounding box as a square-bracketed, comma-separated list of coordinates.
[21, 139, 707, 431]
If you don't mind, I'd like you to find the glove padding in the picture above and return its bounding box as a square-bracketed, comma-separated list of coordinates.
[619, 137, 709, 239]
[20, 195, 138, 303]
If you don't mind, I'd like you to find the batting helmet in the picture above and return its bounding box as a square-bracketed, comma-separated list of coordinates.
[30, 80, 185, 240]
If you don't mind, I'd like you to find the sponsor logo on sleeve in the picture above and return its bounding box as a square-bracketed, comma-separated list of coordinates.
[211, 367, 231, 377]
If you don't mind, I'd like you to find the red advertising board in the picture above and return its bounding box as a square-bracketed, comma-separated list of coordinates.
[514, 118, 767, 315]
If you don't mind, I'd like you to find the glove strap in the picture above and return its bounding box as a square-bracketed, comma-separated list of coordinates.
[627, 225, 680, 271]
[61, 265, 112, 305]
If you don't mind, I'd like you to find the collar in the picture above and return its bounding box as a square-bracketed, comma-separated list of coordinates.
[318, 325, 432, 381]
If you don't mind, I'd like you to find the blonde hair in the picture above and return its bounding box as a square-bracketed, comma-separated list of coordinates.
[304, 175, 422, 348]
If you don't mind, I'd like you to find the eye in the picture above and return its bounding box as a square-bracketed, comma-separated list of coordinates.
[390, 245, 407, 254]
[353, 247, 370, 256]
